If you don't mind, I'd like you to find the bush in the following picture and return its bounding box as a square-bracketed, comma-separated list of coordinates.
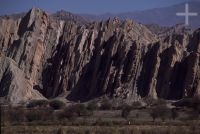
[173, 96, 200, 109]
[73, 104, 91, 116]
[49, 100, 65, 110]
[121, 105, 132, 119]
[26, 109, 53, 122]
[150, 108, 159, 121]
[186, 110, 199, 120]
[196, 105, 200, 114]
[26, 110, 42, 122]
[100, 98, 112, 110]
[59, 104, 91, 120]
[132, 101, 142, 109]
[58, 107, 77, 120]
[192, 96, 200, 112]
[27, 99, 49, 108]
[149, 105, 170, 122]
[171, 108, 179, 120]
[57, 128, 65, 134]
[144, 97, 166, 107]
[143, 97, 157, 106]
[8, 107, 26, 122]
[94, 118, 113, 126]
[135, 113, 139, 119]
[26, 108, 53, 122]
[87, 101, 98, 111]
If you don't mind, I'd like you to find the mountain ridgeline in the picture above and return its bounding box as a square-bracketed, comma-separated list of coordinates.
[0, 8, 199, 104]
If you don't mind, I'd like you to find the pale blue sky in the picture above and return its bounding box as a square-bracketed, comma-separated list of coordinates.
[0, 0, 195, 15]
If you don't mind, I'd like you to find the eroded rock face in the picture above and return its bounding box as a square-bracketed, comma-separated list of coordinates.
[0, 8, 199, 104]
[0, 55, 44, 104]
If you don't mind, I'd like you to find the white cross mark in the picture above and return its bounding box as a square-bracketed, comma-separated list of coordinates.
[176, 3, 198, 26]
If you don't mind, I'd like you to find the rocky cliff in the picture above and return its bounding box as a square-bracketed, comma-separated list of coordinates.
[0, 8, 199, 104]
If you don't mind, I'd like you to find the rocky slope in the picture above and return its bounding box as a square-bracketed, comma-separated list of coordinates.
[0, 8, 199, 104]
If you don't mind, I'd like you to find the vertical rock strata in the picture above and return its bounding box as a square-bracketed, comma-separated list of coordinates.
[0, 8, 199, 103]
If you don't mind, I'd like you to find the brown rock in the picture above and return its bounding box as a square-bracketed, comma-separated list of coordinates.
[0, 55, 44, 104]
[0, 8, 199, 104]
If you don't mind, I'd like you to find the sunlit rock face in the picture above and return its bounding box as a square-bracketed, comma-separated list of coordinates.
[0, 8, 199, 104]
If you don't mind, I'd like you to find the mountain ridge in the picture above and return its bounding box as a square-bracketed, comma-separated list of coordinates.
[0, 8, 199, 104]
[1, 1, 200, 29]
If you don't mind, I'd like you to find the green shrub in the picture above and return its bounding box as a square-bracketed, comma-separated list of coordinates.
[132, 101, 142, 109]
[26, 108, 53, 122]
[8, 107, 26, 122]
[121, 105, 132, 119]
[143, 97, 157, 106]
[171, 108, 179, 120]
[57, 128, 65, 134]
[149, 105, 170, 122]
[173, 96, 200, 109]
[73, 104, 91, 116]
[27, 99, 49, 108]
[100, 98, 112, 110]
[59, 104, 91, 120]
[49, 100, 65, 110]
[135, 113, 139, 119]
[87, 101, 98, 111]
[85, 130, 90, 134]
[196, 105, 200, 114]
[95, 118, 113, 126]
[58, 107, 77, 120]
[186, 110, 199, 120]
[150, 108, 159, 122]
[192, 96, 200, 112]
[156, 99, 167, 105]
[26, 110, 42, 122]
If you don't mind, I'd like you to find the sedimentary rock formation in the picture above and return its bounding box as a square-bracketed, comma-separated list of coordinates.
[0, 8, 199, 104]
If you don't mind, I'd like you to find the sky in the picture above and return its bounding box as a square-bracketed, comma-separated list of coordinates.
[0, 0, 196, 15]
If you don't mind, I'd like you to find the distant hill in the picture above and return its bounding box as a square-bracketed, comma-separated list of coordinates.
[81, 1, 200, 29]
[0, 12, 26, 20]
